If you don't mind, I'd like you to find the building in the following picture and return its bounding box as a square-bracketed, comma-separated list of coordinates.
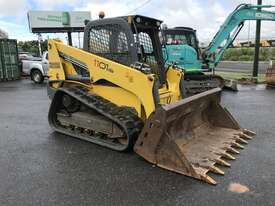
[0, 28, 8, 39]
[234, 39, 273, 47]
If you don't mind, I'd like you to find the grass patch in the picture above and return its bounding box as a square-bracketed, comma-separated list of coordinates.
[213, 71, 266, 83]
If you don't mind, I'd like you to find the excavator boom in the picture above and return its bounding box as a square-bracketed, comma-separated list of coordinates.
[204, 4, 275, 68]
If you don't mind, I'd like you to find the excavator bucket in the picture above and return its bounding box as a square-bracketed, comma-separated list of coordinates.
[134, 88, 255, 185]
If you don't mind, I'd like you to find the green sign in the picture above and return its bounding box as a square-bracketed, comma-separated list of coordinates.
[28, 11, 91, 32]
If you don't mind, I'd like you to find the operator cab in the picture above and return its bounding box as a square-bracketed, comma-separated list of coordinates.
[83, 15, 166, 84]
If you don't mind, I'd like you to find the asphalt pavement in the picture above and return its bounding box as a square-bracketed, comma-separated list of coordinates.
[1, 79, 275, 206]
[216, 61, 268, 74]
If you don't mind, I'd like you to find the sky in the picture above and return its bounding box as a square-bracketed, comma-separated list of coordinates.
[1, 0, 275, 45]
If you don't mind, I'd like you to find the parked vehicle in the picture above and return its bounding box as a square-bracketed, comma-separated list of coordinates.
[22, 51, 48, 83]
[19, 52, 35, 61]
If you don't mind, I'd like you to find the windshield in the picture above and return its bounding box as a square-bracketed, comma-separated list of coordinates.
[165, 32, 197, 49]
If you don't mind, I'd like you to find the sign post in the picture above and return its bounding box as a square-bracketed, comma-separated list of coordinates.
[38, 33, 42, 56]
[67, 32, 72, 46]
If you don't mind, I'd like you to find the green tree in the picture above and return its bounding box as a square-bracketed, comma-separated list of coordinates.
[17, 40, 48, 56]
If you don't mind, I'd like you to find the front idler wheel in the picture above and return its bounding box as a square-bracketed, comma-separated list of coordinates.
[62, 94, 81, 113]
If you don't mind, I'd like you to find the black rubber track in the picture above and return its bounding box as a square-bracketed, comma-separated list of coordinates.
[184, 74, 225, 94]
[48, 86, 144, 152]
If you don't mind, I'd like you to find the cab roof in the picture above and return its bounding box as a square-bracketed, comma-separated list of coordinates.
[164, 27, 196, 33]
[120, 15, 163, 28]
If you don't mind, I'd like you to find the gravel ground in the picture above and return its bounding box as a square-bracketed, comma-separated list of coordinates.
[0, 79, 275, 206]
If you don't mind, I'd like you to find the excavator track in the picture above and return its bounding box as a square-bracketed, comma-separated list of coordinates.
[48, 86, 144, 152]
[184, 74, 224, 95]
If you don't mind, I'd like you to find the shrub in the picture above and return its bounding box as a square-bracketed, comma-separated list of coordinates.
[223, 48, 241, 61]
[228, 55, 239, 61]
[222, 47, 272, 61]
[239, 55, 252, 61]
[241, 48, 249, 55]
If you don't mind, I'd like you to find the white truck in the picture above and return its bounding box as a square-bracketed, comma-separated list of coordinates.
[22, 52, 48, 83]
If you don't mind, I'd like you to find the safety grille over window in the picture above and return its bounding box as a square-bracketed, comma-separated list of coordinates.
[136, 32, 158, 70]
[89, 24, 131, 66]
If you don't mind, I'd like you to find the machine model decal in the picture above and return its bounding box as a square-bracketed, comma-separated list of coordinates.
[94, 60, 114, 73]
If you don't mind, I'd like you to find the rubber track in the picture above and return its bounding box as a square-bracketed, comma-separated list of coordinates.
[184, 75, 224, 94]
[48, 86, 144, 152]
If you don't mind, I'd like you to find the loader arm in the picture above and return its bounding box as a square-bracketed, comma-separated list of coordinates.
[204, 4, 275, 68]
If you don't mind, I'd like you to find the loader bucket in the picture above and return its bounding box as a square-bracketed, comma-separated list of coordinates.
[134, 88, 255, 185]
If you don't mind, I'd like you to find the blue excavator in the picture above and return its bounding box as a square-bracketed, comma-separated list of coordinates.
[162, 4, 275, 94]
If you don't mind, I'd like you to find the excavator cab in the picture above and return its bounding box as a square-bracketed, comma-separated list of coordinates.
[160, 26, 226, 94]
[162, 27, 200, 54]
[47, 15, 255, 185]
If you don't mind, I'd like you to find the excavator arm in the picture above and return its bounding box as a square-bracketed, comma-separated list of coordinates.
[204, 4, 275, 68]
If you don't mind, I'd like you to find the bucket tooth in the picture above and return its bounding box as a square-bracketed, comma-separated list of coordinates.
[214, 150, 235, 160]
[240, 133, 253, 140]
[215, 159, 231, 167]
[210, 166, 225, 175]
[221, 152, 235, 160]
[232, 142, 244, 149]
[234, 136, 248, 144]
[201, 174, 217, 185]
[224, 146, 240, 154]
[197, 161, 224, 175]
[243, 129, 256, 136]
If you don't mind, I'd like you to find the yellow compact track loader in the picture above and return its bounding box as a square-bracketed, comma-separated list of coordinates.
[47, 15, 255, 184]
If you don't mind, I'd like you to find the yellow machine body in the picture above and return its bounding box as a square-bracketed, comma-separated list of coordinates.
[47, 15, 255, 185]
[48, 39, 182, 119]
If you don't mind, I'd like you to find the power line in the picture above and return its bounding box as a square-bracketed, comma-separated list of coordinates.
[118, 0, 137, 14]
[126, 0, 153, 14]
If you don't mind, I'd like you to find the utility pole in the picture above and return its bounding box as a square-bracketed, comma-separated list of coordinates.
[38, 33, 42, 57]
[248, 20, 251, 47]
[253, 0, 262, 78]
[247, 0, 252, 47]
